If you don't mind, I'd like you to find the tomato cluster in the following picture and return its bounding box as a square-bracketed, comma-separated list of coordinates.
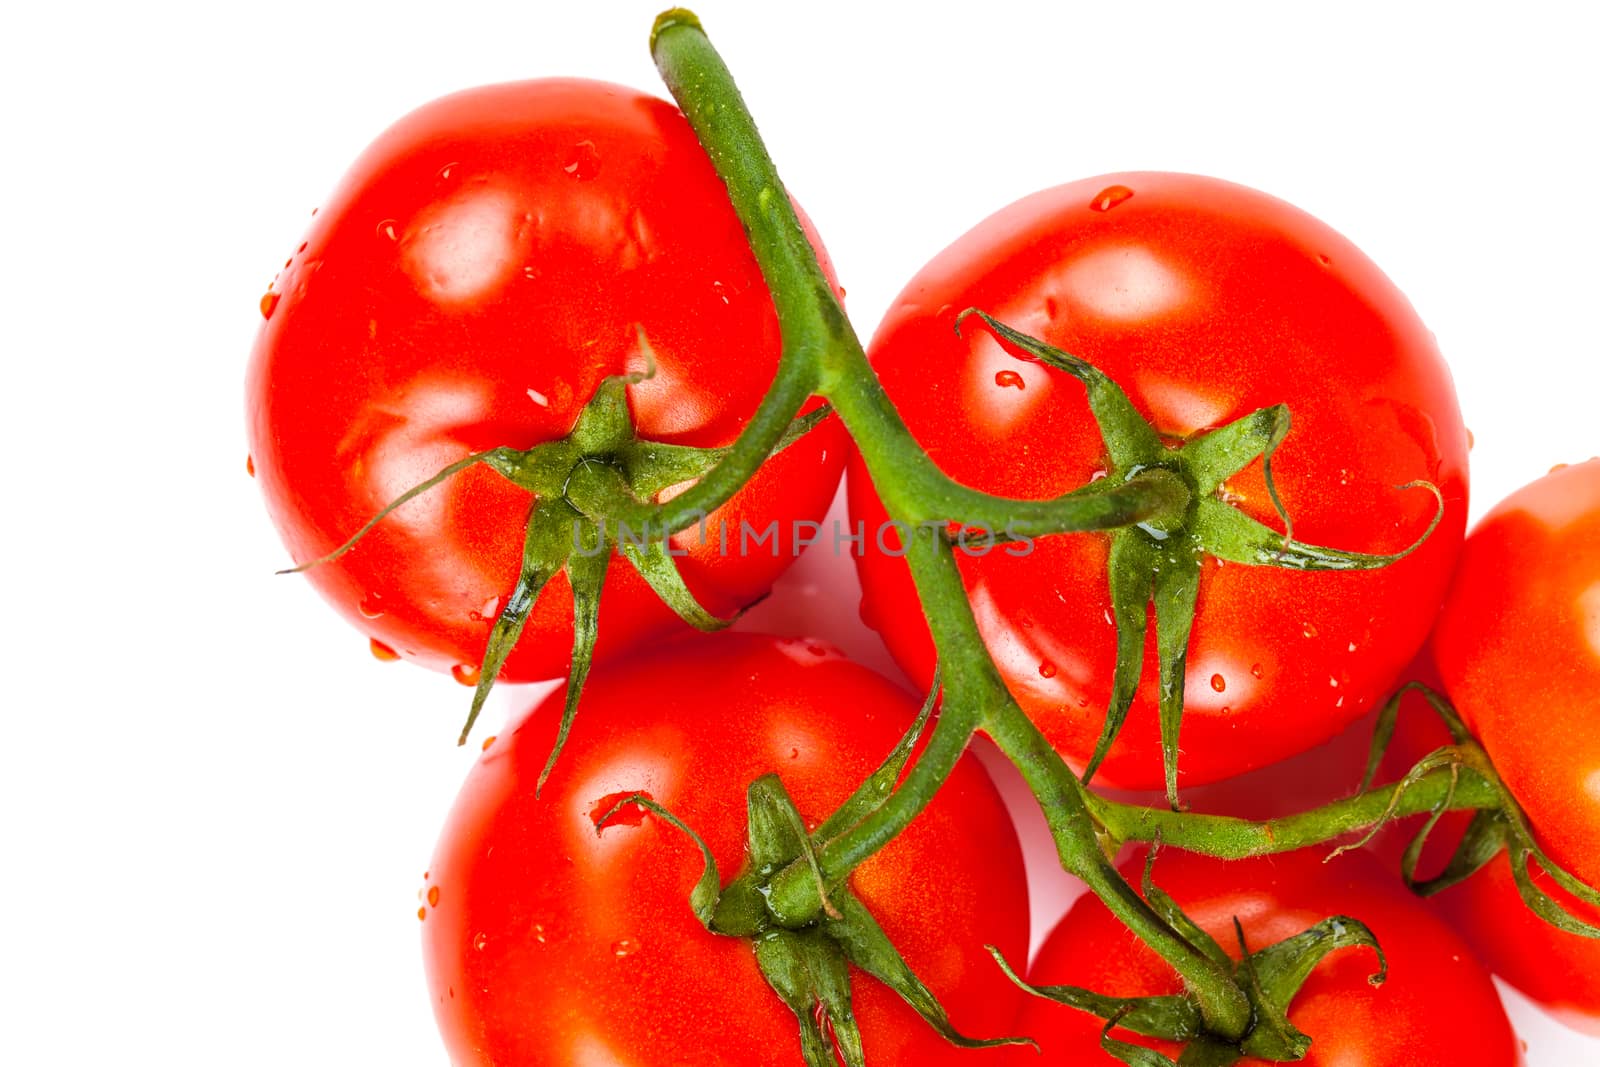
[247, 32, 1598, 1067]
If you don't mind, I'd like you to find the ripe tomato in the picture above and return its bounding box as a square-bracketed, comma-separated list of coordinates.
[1021, 848, 1520, 1065]
[420, 633, 1029, 1065]
[1432, 458, 1600, 888]
[247, 80, 847, 681]
[851, 172, 1467, 789]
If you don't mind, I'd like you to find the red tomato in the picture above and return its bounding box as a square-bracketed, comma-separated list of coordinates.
[1022, 849, 1520, 1065]
[1423, 459, 1600, 1032]
[1434, 851, 1600, 1037]
[851, 172, 1467, 789]
[247, 80, 847, 680]
[420, 633, 1030, 1065]
[1432, 458, 1600, 888]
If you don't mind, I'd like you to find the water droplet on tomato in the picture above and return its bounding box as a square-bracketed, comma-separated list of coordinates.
[469, 595, 502, 623]
[1210, 674, 1226, 693]
[438, 162, 458, 180]
[995, 370, 1026, 390]
[1550, 461, 1570, 474]
[427, 886, 441, 907]
[1466, 428, 1476, 451]
[1329, 676, 1340, 688]
[532, 923, 547, 944]
[612, 937, 641, 958]
[1347, 641, 1358, 653]
[1338, 468, 1353, 486]
[1317, 253, 1332, 266]
[1250, 663, 1265, 679]
[246, 454, 255, 478]
[790, 747, 800, 759]
[417, 907, 427, 922]
[712, 280, 730, 304]
[1038, 661, 1058, 679]
[1089, 184, 1134, 212]
[1044, 296, 1059, 320]
[358, 592, 385, 619]
[473, 932, 488, 951]
[377, 219, 398, 241]
[1302, 622, 1319, 639]
[369, 638, 400, 662]
[296, 241, 308, 254]
[1220, 706, 1232, 715]
[563, 141, 601, 180]
[258, 290, 279, 318]
[481, 734, 497, 752]
[451, 663, 481, 687]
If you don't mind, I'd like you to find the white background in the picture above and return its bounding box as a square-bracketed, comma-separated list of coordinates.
[4, 1, 1597, 1062]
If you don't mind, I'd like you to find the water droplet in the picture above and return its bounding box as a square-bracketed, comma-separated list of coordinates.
[246, 454, 256, 478]
[427, 886, 441, 907]
[1302, 622, 1319, 639]
[1077, 696, 1091, 708]
[1090, 185, 1135, 212]
[1044, 296, 1060, 319]
[417, 907, 427, 922]
[806, 643, 828, 657]
[470, 595, 502, 623]
[451, 663, 481, 687]
[1467, 428, 1476, 451]
[423, 871, 429, 881]
[612, 937, 641, 958]
[563, 141, 601, 180]
[532, 923, 547, 944]
[1338, 468, 1353, 486]
[712, 280, 730, 304]
[592, 790, 654, 830]
[473, 932, 488, 951]
[1038, 661, 1058, 679]
[1317, 253, 1332, 266]
[526, 387, 550, 408]
[1347, 641, 1358, 653]
[1220, 706, 1232, 715]
[377, 219, 398, 241]
[481, 734, 497, 752]
[369, 638, 400, 662]
[438, 162, 458, 180]
[1210, 674, 1226, 693]
[1329, 676, 1340, 688]
[359, 592, 385, 619]
[1250, 663, 1265, 679]
[296, 241, 308, 254]
[995, 370, 1026, 390]
[789, 747, 800, 759]
[258, 290, 279, 318]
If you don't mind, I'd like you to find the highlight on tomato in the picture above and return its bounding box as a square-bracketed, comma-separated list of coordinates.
[419, 632, 1030, 1066]
[246, 79, 848, 737]
[1017, 848, 1521, 1066]
[851, 172, 1467, 795]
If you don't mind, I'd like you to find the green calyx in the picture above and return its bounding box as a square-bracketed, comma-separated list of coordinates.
[282, 340, 834, 782]
[595, 680, 1031, 1067]
[958, 312, 1445, 810]
[992, 849, 1386, 1066]
[1333, 684, 1600, 937]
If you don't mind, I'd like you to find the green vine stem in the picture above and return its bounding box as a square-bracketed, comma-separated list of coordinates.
[650, 11, 1250, 1035]
[1086, 764, 1502, 858]
[644, 6, 1595, 1058]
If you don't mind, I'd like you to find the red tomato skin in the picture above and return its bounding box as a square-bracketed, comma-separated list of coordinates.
[1432, 458, 1600, 888]
[1021, 849, 1521, 1066]
[850, 172, 1467, 789]
[420, 633, 1030, 1066]
[247, 80, 848, 680]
